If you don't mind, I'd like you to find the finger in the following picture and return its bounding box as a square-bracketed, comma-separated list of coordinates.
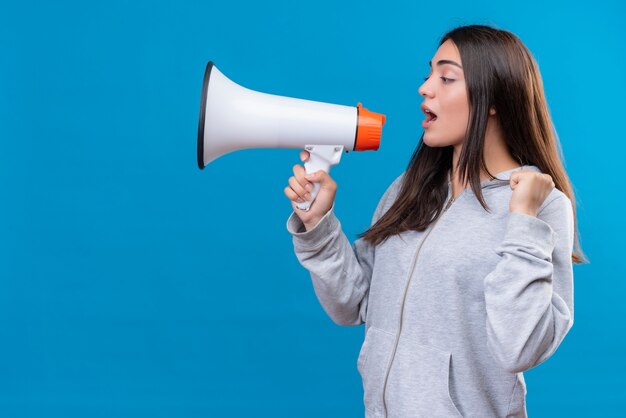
[284, 186, 304, 203]
[510, 172, 522, 188]
[289, 176, 310, 200]
[293, 164, 313, 192]
[284, 186, 303, 203]
[305, 169, 327, 184]
[300, 150, 310, 162]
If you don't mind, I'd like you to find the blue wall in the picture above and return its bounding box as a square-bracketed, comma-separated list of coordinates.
[1, 0, 624, 416]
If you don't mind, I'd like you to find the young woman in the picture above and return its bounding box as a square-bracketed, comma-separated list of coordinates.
[284, 24, 586, 418]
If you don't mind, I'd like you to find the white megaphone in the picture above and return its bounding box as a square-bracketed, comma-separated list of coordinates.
[197, 61, 386, 211]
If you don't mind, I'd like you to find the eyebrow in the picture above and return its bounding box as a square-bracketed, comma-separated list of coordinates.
[428, 59, 463, 69]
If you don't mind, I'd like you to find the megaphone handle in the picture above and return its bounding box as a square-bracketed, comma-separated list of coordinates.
[295, 145, 344, 212]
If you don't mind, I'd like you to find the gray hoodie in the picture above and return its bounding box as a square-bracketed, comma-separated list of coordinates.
[286, 165, 574, 418]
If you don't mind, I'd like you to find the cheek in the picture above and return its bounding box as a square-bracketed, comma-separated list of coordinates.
[442, 89, 469, 133]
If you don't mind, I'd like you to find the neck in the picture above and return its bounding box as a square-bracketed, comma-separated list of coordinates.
[450, 114, 520, 189]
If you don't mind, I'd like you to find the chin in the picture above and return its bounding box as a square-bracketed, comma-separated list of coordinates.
[423, 133, 447, 147]
[423, 131, 463, 148]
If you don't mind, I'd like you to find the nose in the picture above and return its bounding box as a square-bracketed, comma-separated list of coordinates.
[418, 80, 433, 98]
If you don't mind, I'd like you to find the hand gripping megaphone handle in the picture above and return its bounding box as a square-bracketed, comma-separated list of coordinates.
[295, 145, 345, 211]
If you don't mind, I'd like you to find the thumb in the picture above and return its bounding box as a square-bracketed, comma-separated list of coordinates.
[509, 173, 520, 189]
[305, 170, 328, 183]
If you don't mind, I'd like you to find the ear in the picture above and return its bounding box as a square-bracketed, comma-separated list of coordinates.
[489, 106, 496, 116]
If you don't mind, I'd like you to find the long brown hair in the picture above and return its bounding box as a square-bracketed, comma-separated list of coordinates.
[358, 25, 587, 264]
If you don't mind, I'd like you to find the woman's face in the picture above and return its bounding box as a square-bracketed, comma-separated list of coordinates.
[418, 39, 469, 147]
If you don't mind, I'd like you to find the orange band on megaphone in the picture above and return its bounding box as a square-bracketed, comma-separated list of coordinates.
[355, 102, 386, 151]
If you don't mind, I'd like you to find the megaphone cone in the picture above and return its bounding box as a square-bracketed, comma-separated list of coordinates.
[197, 61, 386, 210]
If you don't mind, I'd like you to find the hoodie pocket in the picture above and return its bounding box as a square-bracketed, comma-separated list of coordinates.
[385, 341, 463, 417]
[357, 326, 395, 416]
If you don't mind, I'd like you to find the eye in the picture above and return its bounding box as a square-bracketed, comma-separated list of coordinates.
[424, 77, 454, 84]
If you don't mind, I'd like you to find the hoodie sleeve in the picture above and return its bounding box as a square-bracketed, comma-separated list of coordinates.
[285, 176, 401, 326]
[483, 193, 575, 373]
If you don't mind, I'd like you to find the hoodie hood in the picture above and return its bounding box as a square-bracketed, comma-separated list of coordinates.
[447, 165, 542, 193]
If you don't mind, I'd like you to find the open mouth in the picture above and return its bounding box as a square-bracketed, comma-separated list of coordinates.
[424, 109, 438, 122]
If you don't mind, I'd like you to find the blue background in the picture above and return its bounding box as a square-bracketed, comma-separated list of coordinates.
[1, 0, 624, 416]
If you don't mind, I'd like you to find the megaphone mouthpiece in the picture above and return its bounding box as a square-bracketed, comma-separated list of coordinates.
[355, 102, 385, 151]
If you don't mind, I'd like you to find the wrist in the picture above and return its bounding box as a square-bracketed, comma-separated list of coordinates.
[304, 218, 322, 231]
